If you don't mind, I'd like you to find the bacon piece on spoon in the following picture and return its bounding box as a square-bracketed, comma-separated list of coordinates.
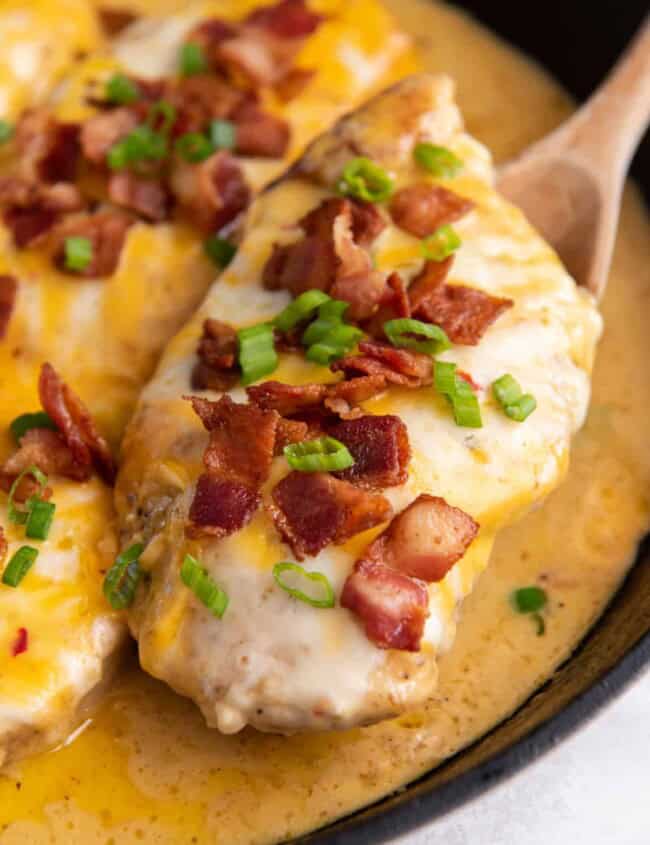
[186, 396, 280, 538]
[191, 319, 239, 391]
[187, 475, 260, 540]
[416, 282, 514, 345]
[270, 471, 392, 559]
[329, 415, 410, 489]
[364, 494, 479, 583]
[389, 184, 474, 238]
[332, 340, 433, 388]
[340, 560, 429, 651]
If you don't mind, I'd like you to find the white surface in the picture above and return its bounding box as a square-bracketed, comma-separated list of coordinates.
[400, 670, 650, 845]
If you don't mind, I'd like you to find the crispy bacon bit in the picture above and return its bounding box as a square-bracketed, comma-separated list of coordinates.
[329, 415, 410, 489]
[247, 381, 327, 416]
[187, 474, 259, 540]
[191, 319, 239, 391]
[0, 275, 17, 339]
[39, 362, 116, 484]
[14, 110, 80, 184]
[0, 428, 83, 496]
[275, 417, 310, 453]
[330, 270, 386, 323]
[231, 101, 290, 158]
[349, 200, 387, 246]
[98, 7, 137, 36]
[270, 471, 392, 559]
[0, 527, 7, 564]
[80, 107, 139, 166]
[332, 340, 433, 388]
[168, 75, 247, 136]
[108, 171, 169, 222]
[175, 151, 251, 233]
[245, 0, 323, 38]
[263, 198, 386, 319]
[324, 374, 387, 417]
[340, 560, 428, 651]
[365, 494, 479, 583]
[416, 282, 514, 346]
[407, 257, 453, 312]
[189, 394, 279, 488]
[274, 67, 315, 102]
[363, 272, 411, 339]
[0, 179, 86, 247]
[11, 627, 29, 658]
[186, 18, 238, 53]
[389, 184, 474, 238]
[214, 1, 322, 89]
[247, 375, 388, 422]
[51, 211, 134, 278]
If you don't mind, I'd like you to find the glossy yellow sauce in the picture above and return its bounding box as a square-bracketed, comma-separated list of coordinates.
[0, 1, 648, 842]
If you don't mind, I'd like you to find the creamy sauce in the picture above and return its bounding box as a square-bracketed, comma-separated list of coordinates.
[0, 1, 648, 842]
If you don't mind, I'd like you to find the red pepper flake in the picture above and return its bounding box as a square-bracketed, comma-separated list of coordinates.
[11, 627, 29, 657]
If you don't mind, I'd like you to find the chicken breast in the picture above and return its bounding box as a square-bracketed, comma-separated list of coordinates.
[115, 74, 602, 734]
[0, 0, 413, 767]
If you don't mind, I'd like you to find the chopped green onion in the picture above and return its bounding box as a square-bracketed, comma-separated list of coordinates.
[492, 374, 537, 422]
[434, 361, 482, 428]
[175, 132, 214, 162]
[433, 359, 457, 395]
[284, 436, 354, 473]
[422, 224, 461, 262]
[337, 157, 394, 203]
[452, 377, 483, 428]
[103, 543, 143, 610]
[181, 554, 228, 618]
[301, 298, 362, 364]
[210, 119, 236, 150]
[10, 411, 57, 444]
[204, 235, 237, 268]
[504, 395, 537, 422]
[237, 323, 278, 385]
[2, 546, 38, 588]
[25, 499, 56, 541]
[303, 320, 361, 350]
[318, 299, 349, 320]
[272, 562, 335, 608]
[146, 100, 176, 136]
[0, 120, 14, 144]
[107, 125, 168, 170]
[384, 317, 450, 356]
[8, 466, 48, 525]
[492, 373, 522, 407]
[64, 236, 93, 272]
[511, 585, 547, 614]
[533, 613, 546, 636]
[105, 73, 139, 105]
[179, 42, 208, 76]
[273, 290, 330, 333]
[413, 143, 463, 178]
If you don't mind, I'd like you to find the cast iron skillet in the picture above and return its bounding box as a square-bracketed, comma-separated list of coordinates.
[298, 3, 650, 841]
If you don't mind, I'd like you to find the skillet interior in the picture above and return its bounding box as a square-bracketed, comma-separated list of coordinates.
[303, 2, 650, 841]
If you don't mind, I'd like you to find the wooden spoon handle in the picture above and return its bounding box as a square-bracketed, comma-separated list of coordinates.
[565, 18, 650, 171]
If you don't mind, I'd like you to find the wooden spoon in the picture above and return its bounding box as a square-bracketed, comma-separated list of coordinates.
[497, 19, 650, 300]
